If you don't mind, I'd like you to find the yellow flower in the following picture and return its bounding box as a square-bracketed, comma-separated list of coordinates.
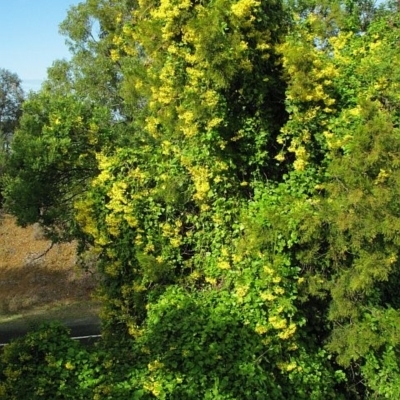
[375, 169, 390, 185]
[261, 291, 276, 302]
[200, 203, 211, 212]
[274, 286, 285, 295]
[110, 49, 120, 62]
[218, 260, 231, 270]
[170, 237, 181, 248]
[268, 315, 287, 330]
[205, 276, 217, 285]
[65, 361, 74, 370]
[148, 360, 164, 371]
[275, 153, 285, 162]
[263, 265, 274, 274]
[231, 0, 260, 18]
[255, 324, 268, 335]
[236, 285, 249, 299]
[278, 323, 297, 340]
[293, 159, 306, 171]
[144, 243, 155, 253]
[286, 361, 297, 372]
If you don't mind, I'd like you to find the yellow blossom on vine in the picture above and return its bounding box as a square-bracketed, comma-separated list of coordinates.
[277, 361, 297, 372]
[110, 49, 120, 62]
[236, 285, 249, 299]
[274, 286, 285, 295]
[268, 315, 287, 330]
[207, 117, 223, 130]
[203, 90, 219, 107]
[201, 203, 210, 212]
[105, 261, 121, 277]
[186, 165, 210, 201]
[148, 359, 164, 371]
[218, 260, 231, 270]
[375, 169, 390, 185]
[255, 324, 268, 335]
[135, 234, 143, 245]
[231, 0, 260, 19]
[189, 271, 200, 282]
[232, 254, 243, 263]
[125, 215, 139, 228]
[65, 361, 74, 370]
[275, 153, 285, 162]
[293, 159, 306, 171]
[278, 323, 297, 340]
[95, 235, 110, 247]
[112, 34, 123, 46]
[261, 291, 276, 302]
[205, 276, 217, 285]
[144, 243, 155, 253]
[170, 237, 181, 248]
[263, 265, 274, 275]
[144, 380, 162, 397]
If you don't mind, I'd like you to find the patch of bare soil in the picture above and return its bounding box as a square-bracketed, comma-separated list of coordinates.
[0, 213, 100, 339]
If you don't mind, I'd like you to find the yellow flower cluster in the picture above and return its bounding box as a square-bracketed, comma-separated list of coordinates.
[236, 285, 249, 300]
[147, 359, 164, 371]
[268, 313, 296, 340]
[277, 360, 298, 372]
[231, 0, 260, 19]
[74, 198, 100, 240]
[278, 24, 344, 170]
[143, 379, 163, 397]
[255, 323, 269, 335]
[185, 164, 211, 202]
[65, 361, 74, 370]
[105, 261, 122, 277]
[278, 323, 297, 340]
[261, 291, 276, 302]
[268, 315, 287, 330]
[205, 276, 217, 285]
[218, 260, 231, 270]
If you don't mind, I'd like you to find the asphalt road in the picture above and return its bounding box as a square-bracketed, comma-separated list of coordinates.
[0, 316, 101, 345]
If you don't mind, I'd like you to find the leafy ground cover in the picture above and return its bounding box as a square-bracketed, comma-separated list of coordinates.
[0, 212, 100, 342]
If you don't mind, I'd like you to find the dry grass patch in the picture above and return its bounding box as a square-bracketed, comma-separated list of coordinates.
[0, 213, 99, 320]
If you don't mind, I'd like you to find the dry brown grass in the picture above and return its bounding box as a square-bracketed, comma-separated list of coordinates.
[0, 213, 99, 321]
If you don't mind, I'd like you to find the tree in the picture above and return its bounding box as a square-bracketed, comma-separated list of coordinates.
[1, 0, 136, 231]
[275, 5, 400, 396]
[0, 69, 24, 152]
[70, 0, 346, 397]
[0, 69, 24, 205]
[2, 90, 113, 242]
[56, 0, 136, 118]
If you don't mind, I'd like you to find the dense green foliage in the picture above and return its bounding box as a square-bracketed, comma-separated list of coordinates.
[0, 69, 24, 205]
[0, 323, 97, 399]
[0, 68, 24, 151]
[2, 92, 112, 240]
[2, 0, 400, 398]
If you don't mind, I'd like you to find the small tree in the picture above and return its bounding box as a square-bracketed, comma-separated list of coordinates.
[0, 68, 24, 152]
[0, 69, 24, 206]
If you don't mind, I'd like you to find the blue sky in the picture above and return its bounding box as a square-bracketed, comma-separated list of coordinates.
[0, 0, 81, 92]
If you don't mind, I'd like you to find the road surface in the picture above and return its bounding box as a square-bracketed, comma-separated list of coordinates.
[0, 316, 101, 346]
